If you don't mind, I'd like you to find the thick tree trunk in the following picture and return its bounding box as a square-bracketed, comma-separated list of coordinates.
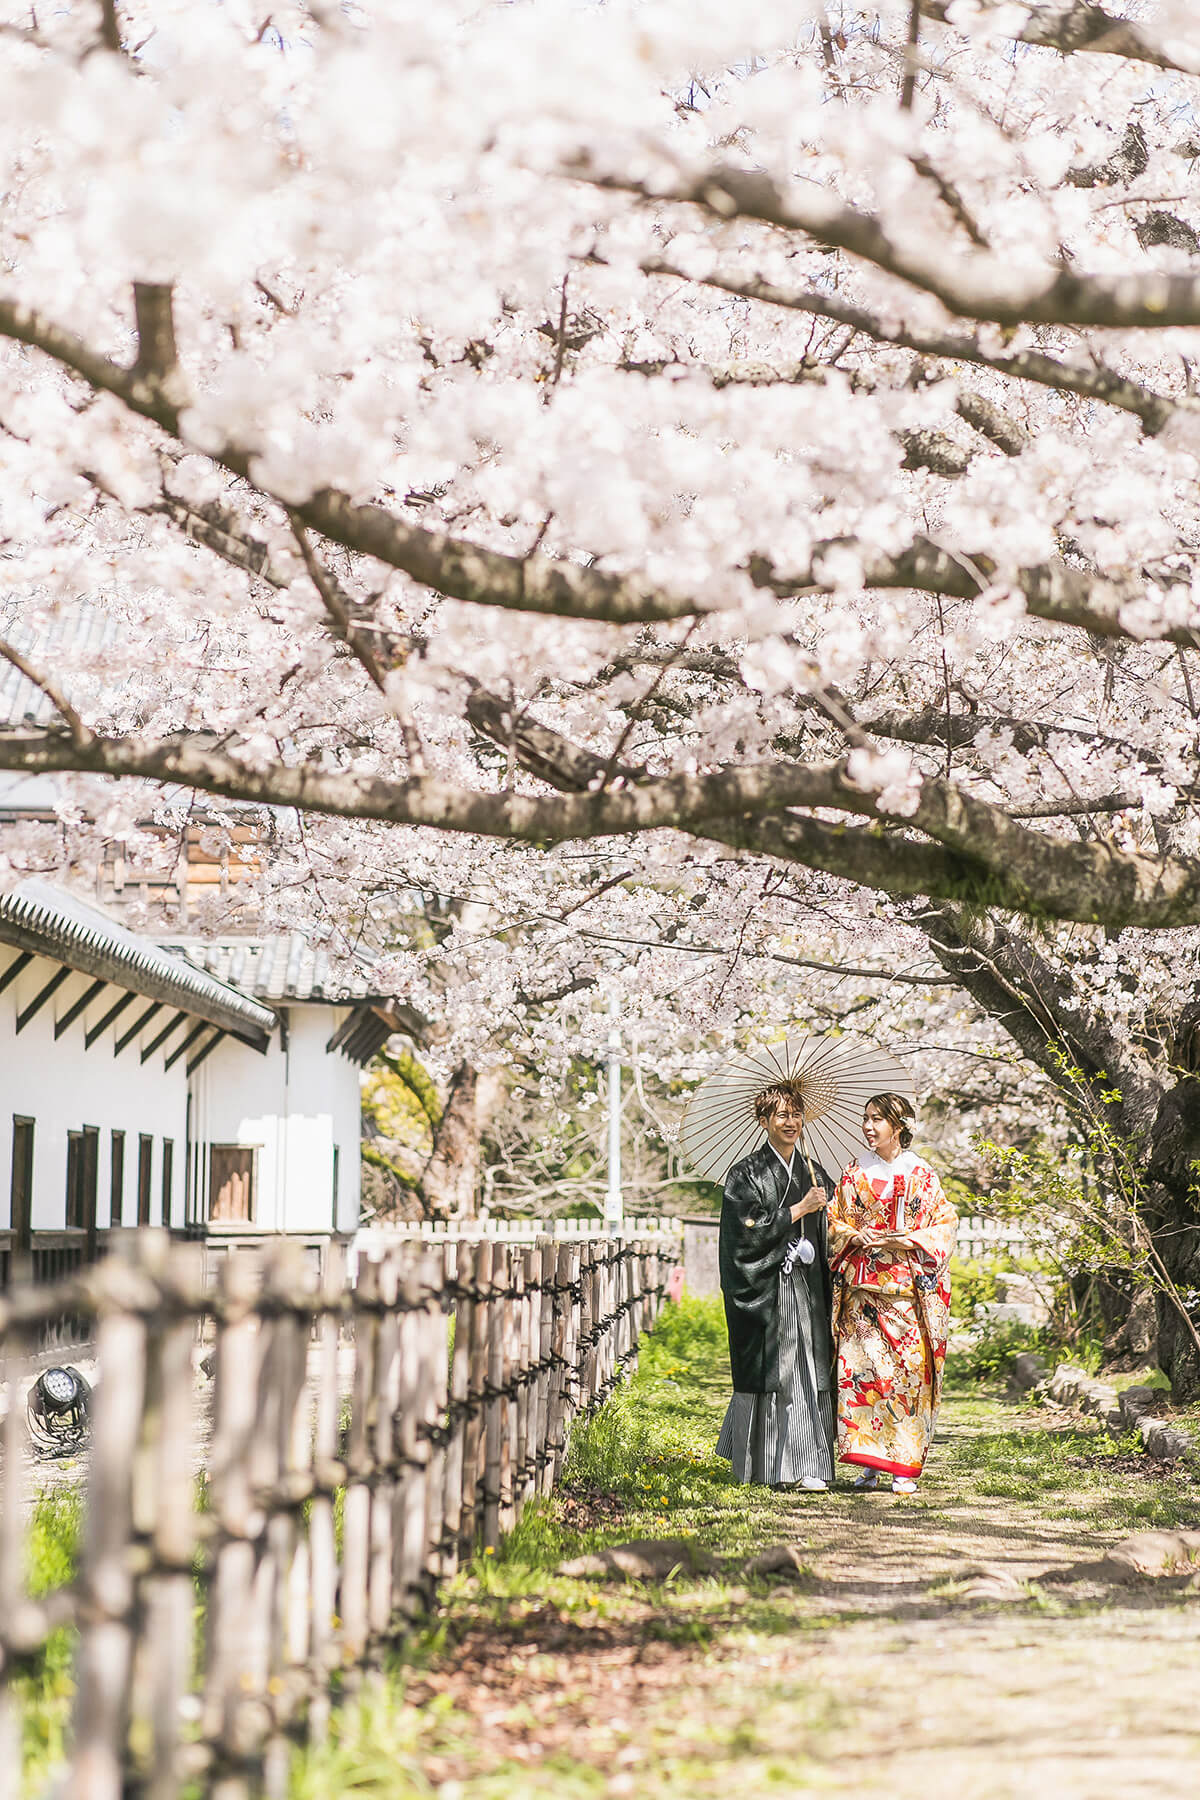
[1144, 1074, 1200, 1399]
[920, 905, 1200, 1396]
[1149, 1189, 1200, 1400]
[419, 1063, 503, 1219]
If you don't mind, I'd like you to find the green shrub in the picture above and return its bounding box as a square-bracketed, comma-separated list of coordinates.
[948, 1255, 1002, 1323]
[643, 1292, 727, 1368]
[947, 1319, 1054, 1383]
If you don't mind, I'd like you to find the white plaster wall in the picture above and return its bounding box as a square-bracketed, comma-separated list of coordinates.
[0, 954, 189, 1229]
[189, 1005, 361, 1233]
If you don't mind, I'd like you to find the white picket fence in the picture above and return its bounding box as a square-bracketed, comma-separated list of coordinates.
[354, 1215, 683, 1274]
[956, 1213, 1035, 1263]
[355, 1211, 1028, 1273]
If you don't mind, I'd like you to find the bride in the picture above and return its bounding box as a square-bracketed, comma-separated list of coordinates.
[826, 1093, 957, 1495]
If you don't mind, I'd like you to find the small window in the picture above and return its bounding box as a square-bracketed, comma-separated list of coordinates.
[209, 1145, 256, 1222]
[10, 1117, 34, 1252]
[66, 1127, 99, 1233]
[331, 1143, 340, 1231]
[137, 1135, 153, 1226]
[110, 1131, 125, 1227]
[161, 1138, 174, 1226]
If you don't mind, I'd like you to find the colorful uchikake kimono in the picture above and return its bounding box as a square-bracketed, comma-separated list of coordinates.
[827, 1151, 957, 1480]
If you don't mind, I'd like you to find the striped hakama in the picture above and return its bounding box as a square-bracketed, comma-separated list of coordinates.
[716, 1264, 835, 1486]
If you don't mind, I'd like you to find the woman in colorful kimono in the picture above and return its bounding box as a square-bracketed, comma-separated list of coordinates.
[715, 1082, 837, 1492]
[827, 1092, 957, 1494]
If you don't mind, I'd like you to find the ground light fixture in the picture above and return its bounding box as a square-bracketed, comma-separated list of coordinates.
[27, 1364, 91, 1454]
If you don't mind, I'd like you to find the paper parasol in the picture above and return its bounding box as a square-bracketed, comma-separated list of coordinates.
[679, 1033, 915, 1185]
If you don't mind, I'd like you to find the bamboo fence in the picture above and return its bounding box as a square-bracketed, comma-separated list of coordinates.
[0, 1228, 670, 1799]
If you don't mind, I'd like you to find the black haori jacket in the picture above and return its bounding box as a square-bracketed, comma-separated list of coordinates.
[719, 1142, 834, 1394]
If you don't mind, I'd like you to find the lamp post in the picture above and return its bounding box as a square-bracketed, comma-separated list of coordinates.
[604, 992, 623, 1235]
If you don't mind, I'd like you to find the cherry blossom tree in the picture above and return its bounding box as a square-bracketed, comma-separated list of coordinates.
[1, 1, 1199, 1383]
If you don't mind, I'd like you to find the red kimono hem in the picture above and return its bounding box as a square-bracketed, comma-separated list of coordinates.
[840, 1452, 923, 1477]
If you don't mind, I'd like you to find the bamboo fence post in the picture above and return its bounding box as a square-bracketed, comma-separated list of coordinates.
[459, 1238, 491, 1558]
[70, 1258, 152, 1800]
[543, 1244, 571, 1493]
[532, 1245, 550, 1497]
[534, 1241, 554, 1497]
[393, 1253, 437, 1622]
[367, 1251, 402, 1663]
[499, 1252, 520, 1535]
[416, 1249, 449, 1595]
[306, 1243, 344, 1747]
[562, 1244, 583, 1457]
[482, 1246, 506, 1550]
[142, 1242, 204, 1800]
[579, 1244, 597, 1413]
[595, 1243, 608, 1408]
[262, 1241, 313, 1798]
[519, 1246, 539, 1511]
[340, 1255, 379, 1682]
[234, 1249, 288, 1797]
[616, 1248, 628, 1381]
[631, 1245, 641, 1351]
[202, 1253, 263, 1797]
[599, 1248, 613, 1403]
[441, 1242, 473, 1576]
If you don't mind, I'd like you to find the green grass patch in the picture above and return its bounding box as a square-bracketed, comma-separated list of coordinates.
[15, 1488, 83, 1797]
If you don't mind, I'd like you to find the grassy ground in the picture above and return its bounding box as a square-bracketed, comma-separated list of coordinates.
[289, 1298, 1200, 1799]
[13, 1488, 82, 1796]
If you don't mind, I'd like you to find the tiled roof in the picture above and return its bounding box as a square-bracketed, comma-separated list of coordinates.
[0, 606, 115, 729]
[0, 879, 277, 1043]
[160, 933, 385, 1004]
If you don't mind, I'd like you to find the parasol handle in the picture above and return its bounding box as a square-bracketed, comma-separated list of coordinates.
[797, 1125, 826, 1198]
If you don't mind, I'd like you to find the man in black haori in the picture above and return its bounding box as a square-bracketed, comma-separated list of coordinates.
[716, 1082, 836, 1490]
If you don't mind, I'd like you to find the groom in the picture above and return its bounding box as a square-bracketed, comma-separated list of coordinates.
[715, 1083, 837, 1490]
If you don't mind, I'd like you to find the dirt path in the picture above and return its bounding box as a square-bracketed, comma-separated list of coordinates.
[390, 1387, 1200, 1800]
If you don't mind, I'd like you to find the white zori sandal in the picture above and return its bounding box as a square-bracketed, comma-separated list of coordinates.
[851, 1469, 879, 1491]
[891, 1476, 918, 1494]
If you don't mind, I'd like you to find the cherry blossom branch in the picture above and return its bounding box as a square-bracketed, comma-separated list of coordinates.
[601, 646, 1158, 819]
[3, 719, 1200, 926]
[145, 487, 292, 588]
[2, 290, 1195, 658]
[289, 514, 426, 775]
[863, 700, 1179, 779]
[751, 536, 1200, 650]
[919, 904, 1163, 1110]
[626, 639, 1184, 770]
[925, 1, 1200, 77]
[570, 927, 956, 985]
[637, 257, 1179, 434]
[0, 640, 94, 752]
[619, 353, 1027, 472]
[594, 162, 1200, 330]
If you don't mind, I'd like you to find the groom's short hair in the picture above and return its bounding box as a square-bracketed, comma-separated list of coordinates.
[753, 1082, 803, 1126]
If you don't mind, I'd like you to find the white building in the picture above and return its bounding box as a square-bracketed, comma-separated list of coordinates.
[160, 934, 396, 1241]
[0, 881, 394, 1284]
